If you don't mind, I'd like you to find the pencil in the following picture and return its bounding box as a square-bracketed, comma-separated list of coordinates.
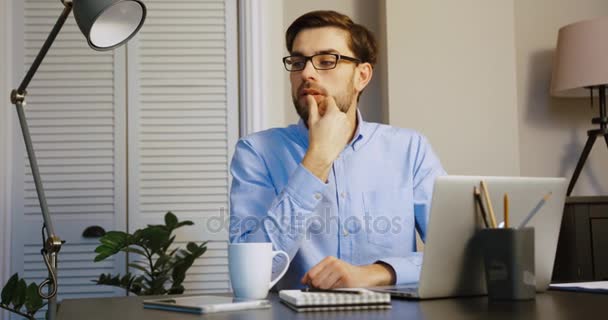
[518, 192, 552, 229]
[474, 187, 489, 228]
[480, 181, 498, 228]
[504, 193, 509, 228]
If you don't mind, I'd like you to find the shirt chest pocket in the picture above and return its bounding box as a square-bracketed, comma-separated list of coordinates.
[362, 188, 414, 248]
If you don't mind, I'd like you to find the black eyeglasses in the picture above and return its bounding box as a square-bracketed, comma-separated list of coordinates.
[282, 53, 361, 72]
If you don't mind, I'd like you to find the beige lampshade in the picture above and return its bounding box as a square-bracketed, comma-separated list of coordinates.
[550, 16, 608, 97]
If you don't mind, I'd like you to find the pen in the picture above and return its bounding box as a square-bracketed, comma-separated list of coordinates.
[480, 181, 498, 228]
[301, 288, 363, 295]
[504, 193, 509, 228]
[474, 187, 489, 228]
[518, 192, 552, 229]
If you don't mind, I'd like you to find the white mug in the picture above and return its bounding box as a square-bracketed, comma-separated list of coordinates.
[228, 242, 290, 299]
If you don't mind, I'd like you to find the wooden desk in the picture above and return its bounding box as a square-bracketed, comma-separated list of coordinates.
[57, 291, 608, 320]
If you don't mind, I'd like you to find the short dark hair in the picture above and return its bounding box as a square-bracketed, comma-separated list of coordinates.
[285, 10, 377, 66]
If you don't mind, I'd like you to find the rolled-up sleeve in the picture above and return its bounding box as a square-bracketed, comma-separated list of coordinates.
[377, 253, 423, 284]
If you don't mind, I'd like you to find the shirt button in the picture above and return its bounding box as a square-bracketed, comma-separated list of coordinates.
[343, 229, 349, 237]
[314, 193, 322, 200]
[340, 192, 347, 198]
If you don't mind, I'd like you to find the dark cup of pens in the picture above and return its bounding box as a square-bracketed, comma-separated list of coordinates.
[478, 227, 535, 300]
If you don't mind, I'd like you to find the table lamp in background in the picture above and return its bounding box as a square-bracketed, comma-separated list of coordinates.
[550, 16, 608, 196]
[9, 1, 146, 319]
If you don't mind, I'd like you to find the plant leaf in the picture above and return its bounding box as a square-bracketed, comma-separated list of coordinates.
[94, 231, 130, 262]
[194, 246, 207, 259]
[146, 275, 169, 295]
[1, 273, 19, 305]
[168, 284, 184, 295]
[186, 242, 198, 253]
[186, 243, 207, 258]
[176, 221, 194, 228]
[129, 281, 144, 295]
[99, 231, 128, 248]
[153, 254, 171, 271]
[96, 273, 126, 288]
[140, 227, 170, 255]
[120, 247, 147, 257]
[120, 274, 136, 288]
[93, 251, 114, 262]
[164, 212, 178, 230]
[11, 279, 27, 310]
[131, 229, 144, 243]
[128, 263, 150, 275]
[127, 275, 145, 296]
[161, 235, 176, 253]
[25, 283, 43, 314]
[94, 273, 117, 286]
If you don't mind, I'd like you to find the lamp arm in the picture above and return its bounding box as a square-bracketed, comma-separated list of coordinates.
[13, 101, 59, 241]
[11, 2, 73, 239]
[14, 3, 72, 95]
[8, 4, 73, 319]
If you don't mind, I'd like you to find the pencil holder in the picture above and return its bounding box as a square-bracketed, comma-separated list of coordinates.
[478, 227, 536, 300]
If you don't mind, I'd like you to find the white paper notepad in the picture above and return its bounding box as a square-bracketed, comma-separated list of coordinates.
[549, 281, 608, 293]
[279, 289, 391, 312]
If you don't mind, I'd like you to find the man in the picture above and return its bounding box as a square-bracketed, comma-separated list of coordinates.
[229, 10, 445, 290]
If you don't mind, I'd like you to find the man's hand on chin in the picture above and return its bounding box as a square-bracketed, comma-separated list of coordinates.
[301, 95, 354, 182]
[300, 256, 396, 289]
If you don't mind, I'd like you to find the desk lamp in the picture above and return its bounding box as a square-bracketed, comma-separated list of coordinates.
[551, 16, 608, 196]
[9, 1, 146, 319]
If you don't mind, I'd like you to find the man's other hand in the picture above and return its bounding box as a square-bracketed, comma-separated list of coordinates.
[300, 256, 396, 289]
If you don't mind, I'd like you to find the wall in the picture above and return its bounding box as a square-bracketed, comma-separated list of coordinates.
[385, 0, 520, 176]
[514, 0, 608, 195]
[239, 0, 287, 132]
[282, 0, 387, 126]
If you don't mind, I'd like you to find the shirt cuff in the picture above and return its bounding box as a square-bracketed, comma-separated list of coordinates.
[284, 164, 327, 211]
[376, 253, 423, 284]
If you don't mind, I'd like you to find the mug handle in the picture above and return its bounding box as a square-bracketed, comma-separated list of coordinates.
[268, 250, 290, 289]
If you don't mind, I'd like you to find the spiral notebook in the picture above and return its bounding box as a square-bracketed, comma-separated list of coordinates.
[279, 289, 391, 312]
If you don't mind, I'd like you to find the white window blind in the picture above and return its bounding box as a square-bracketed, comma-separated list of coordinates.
[128, 0, 237, 294]
[11, 0, 238, 315]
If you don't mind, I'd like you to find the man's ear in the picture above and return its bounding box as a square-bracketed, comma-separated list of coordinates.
[354, 62, 373, 93]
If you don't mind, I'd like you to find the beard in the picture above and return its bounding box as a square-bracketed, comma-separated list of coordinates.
[292, 78, 356, 123]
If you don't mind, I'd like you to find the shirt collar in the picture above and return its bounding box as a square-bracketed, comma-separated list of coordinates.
[295, 109, 374, 152]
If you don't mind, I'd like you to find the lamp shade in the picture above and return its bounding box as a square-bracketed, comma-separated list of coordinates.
[73, 0, 146, 51]
[550, 16, 608, 97]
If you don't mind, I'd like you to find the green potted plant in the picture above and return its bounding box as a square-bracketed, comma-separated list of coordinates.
[1, 274, 45, 320]
[93, 212, 207, 295]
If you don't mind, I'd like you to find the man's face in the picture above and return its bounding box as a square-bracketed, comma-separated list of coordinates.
[289, 27, 360, 122]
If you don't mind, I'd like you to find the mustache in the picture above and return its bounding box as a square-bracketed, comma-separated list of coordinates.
[297, 83, 327, 97]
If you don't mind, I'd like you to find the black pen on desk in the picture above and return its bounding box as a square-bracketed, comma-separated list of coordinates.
[301, 288, 362, 295]
[474, 187, 489, 228]
[518, 192, 552, 229]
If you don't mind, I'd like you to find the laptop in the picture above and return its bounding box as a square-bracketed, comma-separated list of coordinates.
[371, 175, 567, 299]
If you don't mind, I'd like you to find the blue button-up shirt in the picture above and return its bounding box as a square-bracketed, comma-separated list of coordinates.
[229, 111, 446, 289]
